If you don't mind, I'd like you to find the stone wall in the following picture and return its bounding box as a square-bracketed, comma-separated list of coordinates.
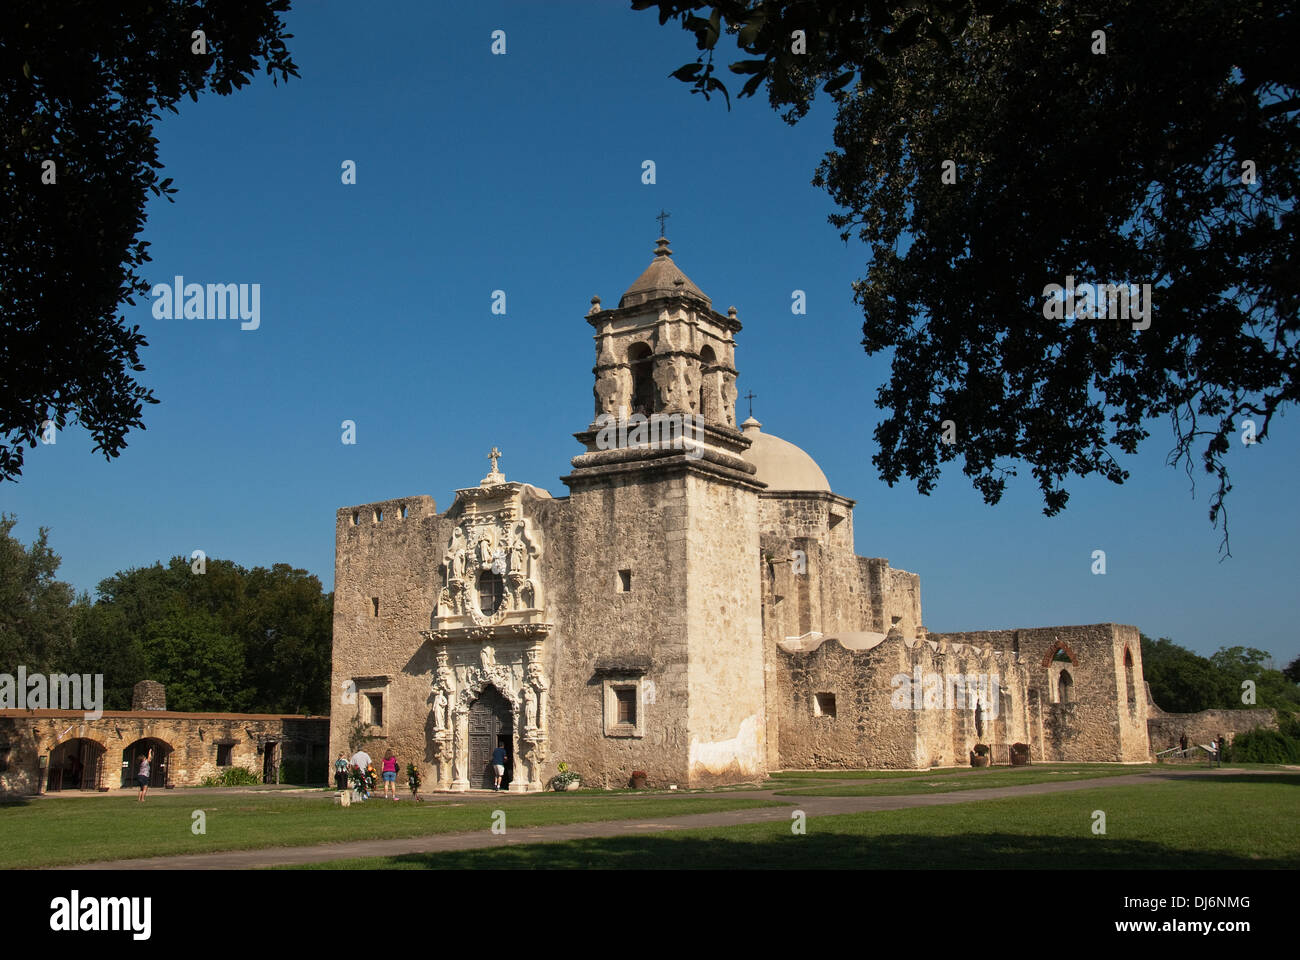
[1145, 685, 1277, 752]
[0, 710, 328, 797]
[552, 469, 692, 789]
[329, 494, 451, 789]
[928, 623, 1150, 762]
[776, 634, 1038, 769]
[684, 473, 764, 786]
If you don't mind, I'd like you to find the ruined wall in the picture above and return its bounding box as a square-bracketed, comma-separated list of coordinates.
[776, 634, 1038, 770]
[928, 624, 1150, 762]
[1145, 686, 1277, 752]
[685, 474, 764, 786]
[0, 711, 327, 796]
[330, 494, 453, 788]
[856, 558, 922, 637]
[776, 636, 918, 768]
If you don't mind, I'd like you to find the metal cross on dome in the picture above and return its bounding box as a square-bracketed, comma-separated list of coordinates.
[656, 209, 671, 236]
[744, 391, 757, 418]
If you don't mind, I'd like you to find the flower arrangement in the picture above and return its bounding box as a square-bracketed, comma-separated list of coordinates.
[973, 744, 990, 756]
[406, 762, 421, 794]
[630, 770, 648, 789]
[550, 761, 581, 791]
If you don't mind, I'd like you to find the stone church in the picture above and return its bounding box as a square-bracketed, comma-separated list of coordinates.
[329, 235, 1155, 792]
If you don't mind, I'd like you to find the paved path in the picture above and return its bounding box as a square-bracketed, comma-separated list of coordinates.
[58, 766, 1285, 870]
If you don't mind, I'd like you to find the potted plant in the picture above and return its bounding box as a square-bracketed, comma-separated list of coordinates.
[630, 770, 648, 789]
[1010, 742, 1030, 766]
[970, 744, 991, 767]
[551, 761, 582, 792]
[406, 762, 421, 797]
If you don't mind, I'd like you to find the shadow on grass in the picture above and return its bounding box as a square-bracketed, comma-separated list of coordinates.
[334, 831, 1297, 870]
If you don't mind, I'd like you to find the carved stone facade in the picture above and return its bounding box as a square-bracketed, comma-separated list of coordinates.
[327, 236, 1186, 793]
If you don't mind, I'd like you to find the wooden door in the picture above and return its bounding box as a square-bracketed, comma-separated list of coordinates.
[468, 687, 511, 789]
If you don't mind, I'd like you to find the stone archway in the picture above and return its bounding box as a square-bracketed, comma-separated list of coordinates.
[121, 737, 172, 788]
[467, 686, 513, 789]
[47, 738, 105, 791]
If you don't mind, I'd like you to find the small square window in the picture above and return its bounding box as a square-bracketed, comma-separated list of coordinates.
[814, 692, 836, 718]
[216, 744, 233, 766]
[400, 505, 409, 519]
[371, 597, 380, 617]
[603, 678, 646, 738]
[618, 569, 632, 592]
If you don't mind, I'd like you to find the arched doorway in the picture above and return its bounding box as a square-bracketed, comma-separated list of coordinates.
[629, 342, 656, 417]
[47, 738, 105, 791]
[468, 686, 513, 789]
[121, 738, 172, 788]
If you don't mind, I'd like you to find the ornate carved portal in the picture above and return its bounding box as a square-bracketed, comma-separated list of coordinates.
[422, 473, 552, 791]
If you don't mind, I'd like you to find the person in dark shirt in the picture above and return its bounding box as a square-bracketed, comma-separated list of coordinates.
[490, 744, 507, 791]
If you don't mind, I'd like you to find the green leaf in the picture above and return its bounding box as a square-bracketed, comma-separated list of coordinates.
[823, 69, 856, 93]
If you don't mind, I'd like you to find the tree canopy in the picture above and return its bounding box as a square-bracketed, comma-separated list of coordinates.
[0, 515, 332, 713]
[0, 0, 298, 483]
[639, 0, 1299, 552]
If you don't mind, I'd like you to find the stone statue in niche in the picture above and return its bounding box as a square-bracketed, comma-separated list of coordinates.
[510, 536, 526, 575]
[476, 532, 494, 570]
[519, 578, 536, 609]
[436, 587, 454, 617]
[433, 687, 449, 730]
[521, 685, 537, 729]
[446, 530, 466, 581]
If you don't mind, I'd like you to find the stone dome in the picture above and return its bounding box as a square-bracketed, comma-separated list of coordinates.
[741, 417, 832, 493]
[618, 237, 711, 308]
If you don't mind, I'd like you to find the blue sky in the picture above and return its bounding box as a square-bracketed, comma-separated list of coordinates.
[5, 1, 1297, 666]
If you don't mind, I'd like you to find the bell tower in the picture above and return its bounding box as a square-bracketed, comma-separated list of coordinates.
[586, 235, 741, 426]
[558, 233, 767, 788]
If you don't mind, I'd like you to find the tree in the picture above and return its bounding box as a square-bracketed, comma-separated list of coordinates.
[1140, 634, 1235, 713]
[639, 0, 1299, 552]
[140, 605, 246, 713]
[0, 1, 298, 483]
[0, 513, 76, 671]
[86, 555, 333, 713]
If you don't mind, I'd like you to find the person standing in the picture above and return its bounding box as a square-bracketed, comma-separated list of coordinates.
[136, 748, 153, 802]
[381, 750, 399, 801]
[334, 753, 349, 790]
[490, 743, 507, 791]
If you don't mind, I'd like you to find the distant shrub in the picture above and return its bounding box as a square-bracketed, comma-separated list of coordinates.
[1223, 727, 1300, 764]
[200, 767, 262, 787]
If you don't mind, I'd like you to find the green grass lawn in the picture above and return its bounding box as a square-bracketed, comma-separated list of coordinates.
[774, 765, 1157, 796]
[289, 774, 1300, 869]
[0, 791, 782, 869]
